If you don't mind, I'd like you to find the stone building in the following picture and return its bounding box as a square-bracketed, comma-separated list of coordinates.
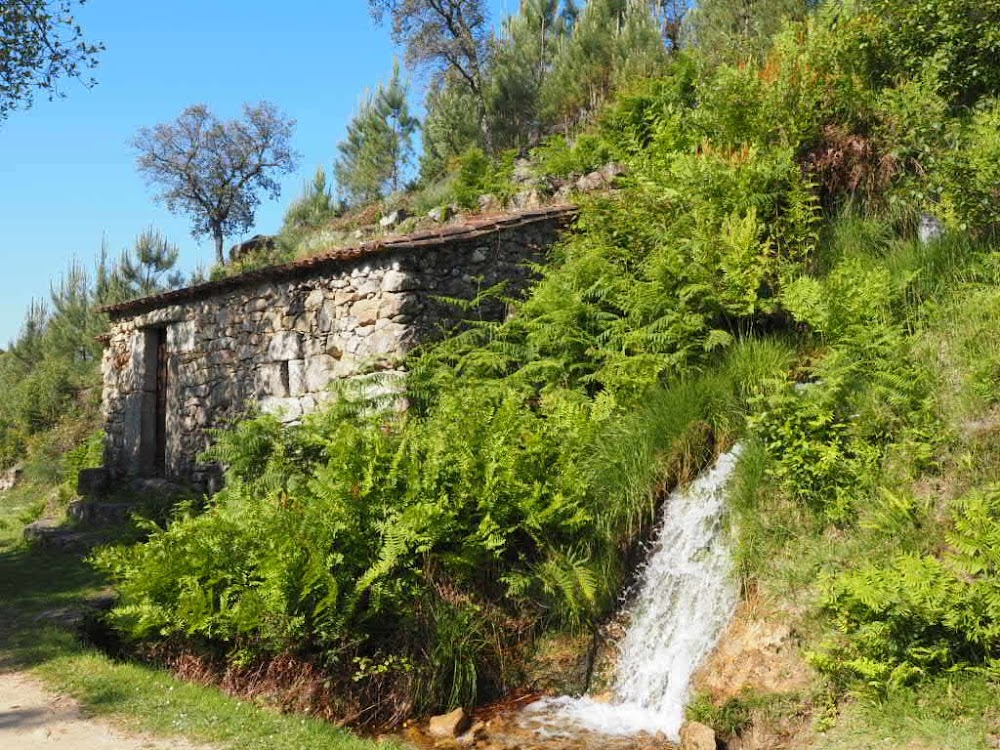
[98, 206, 574, 487]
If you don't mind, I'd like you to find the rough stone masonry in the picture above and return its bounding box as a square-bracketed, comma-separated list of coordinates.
[98, 206, 574, 488]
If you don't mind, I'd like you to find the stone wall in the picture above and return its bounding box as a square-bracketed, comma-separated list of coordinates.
[100, 208, 571, 487]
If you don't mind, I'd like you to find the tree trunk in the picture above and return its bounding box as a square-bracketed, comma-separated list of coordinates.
[214, 229, 225, 266]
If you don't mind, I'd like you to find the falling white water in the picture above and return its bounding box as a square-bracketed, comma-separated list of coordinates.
[525, 446, 742, 742]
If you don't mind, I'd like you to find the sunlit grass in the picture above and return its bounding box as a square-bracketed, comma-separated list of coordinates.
[0, 481, 389, 750]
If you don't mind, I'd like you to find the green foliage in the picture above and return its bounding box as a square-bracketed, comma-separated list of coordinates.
[280, 167, 341, 238]
[861, 0, 1000, 106]
[531, 133, 613, 178]
[815, 485, 1000, 689]
[93, 1, 1000, 729]
[61, 430, 104, 493]
[540, 0, 668, 129]
[683, 0, 817, 67]
[335, 63, 419, 206]
[0, 0, 102, 121]
[449, 147, 517, 208]
[938, 103, 1000, 235]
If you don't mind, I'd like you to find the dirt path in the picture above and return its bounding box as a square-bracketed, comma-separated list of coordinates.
[0, 671, 209, 750]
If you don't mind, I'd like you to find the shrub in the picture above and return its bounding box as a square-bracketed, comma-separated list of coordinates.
[815, 486, 1000, 689]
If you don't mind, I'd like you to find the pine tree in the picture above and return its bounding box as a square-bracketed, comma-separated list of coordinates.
[420, 74, 484, 182]
[683, 0, 817, 65]
[489, 0, 574, 148]
[282, 167, 340, 234]
[334, 64, 418, 206]
[542, 0, 667, 129]
[378, 62, 420, 194]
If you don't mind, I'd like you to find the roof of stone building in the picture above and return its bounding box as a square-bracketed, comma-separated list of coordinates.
[101, 204, 577, 320]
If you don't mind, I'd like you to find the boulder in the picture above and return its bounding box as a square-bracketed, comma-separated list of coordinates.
[379, 209, 409, 229]
[919, 213, 944, 244]
[0, 464, 23, 492]
[575, 162, 628, 193]
[513, 157, 535, 184]
[229, 234, 276, 263]
[477, 194, 502, 213]
[512, 189, 543, 210]
[427, 707, 471, 739]
[600, 161, 627, 183]
[680, 721, 718, 750]
[428, 205, 453, 223]
[575, 170, 605, 192]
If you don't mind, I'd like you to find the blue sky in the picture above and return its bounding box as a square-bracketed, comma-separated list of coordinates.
[0, 0, 510, 345]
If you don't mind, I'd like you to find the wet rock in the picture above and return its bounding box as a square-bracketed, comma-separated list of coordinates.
[680, 721, 717, 750]
[428, 707, 472, 739]
[455, 719, 486, 746]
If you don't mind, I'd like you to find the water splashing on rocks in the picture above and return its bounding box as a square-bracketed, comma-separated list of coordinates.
[523, 446, 742, 742]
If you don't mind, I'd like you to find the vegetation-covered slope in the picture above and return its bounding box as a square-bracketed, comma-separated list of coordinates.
[5, 0, 1000, 746]
[90, 1, 1000, 743]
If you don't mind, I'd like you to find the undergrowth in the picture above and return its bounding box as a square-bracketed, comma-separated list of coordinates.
[79, 0, 1000, 742]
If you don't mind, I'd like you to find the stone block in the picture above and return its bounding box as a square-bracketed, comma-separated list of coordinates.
[305, 354, 337, 393]
[256, 362, 289, 398]
[288, 359, 307, 396]
[351, 297, 380, 327]
[377, 294, 406, 319]
[305, 288, 325, 310]
[267, 331, 302, 361]
[354, 278, 381, 297]
[319, 300, 340, 331]
[168, 320, 197, 352]
[77, 467, 110, 499]
[366, 323, 407, 356]
[258, 396, 303, 422]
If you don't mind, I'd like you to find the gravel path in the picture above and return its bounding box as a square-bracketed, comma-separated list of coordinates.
[0, 671, 209, 750]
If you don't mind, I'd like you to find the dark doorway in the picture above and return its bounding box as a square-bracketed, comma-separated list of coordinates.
[140, 327, 169, 477]
[154, 328, 168, 475]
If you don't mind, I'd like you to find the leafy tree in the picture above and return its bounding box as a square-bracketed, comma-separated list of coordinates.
[860, 0, 1000, 106]
[334, 64, 418, 205]
[0, 0, 102, 121]
[368, 0, 495, 152]
[657, 0, 693, 50]
[133, 102, 299, 266]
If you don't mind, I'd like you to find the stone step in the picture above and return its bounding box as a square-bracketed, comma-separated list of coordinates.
[68, 499, 141, 527]
[22, 518, 117, 553]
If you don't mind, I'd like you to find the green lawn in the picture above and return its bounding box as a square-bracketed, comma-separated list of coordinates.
[0, 481, 393, 750]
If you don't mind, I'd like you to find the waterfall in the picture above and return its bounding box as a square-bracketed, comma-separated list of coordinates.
[525, 446, 742, 741]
